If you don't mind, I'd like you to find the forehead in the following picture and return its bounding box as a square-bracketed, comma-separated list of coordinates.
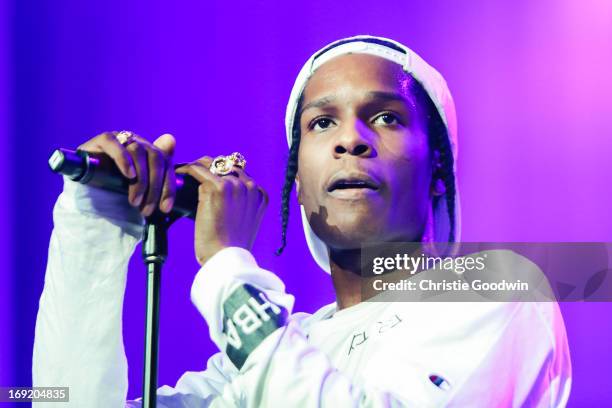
[302, 54, 411, 101]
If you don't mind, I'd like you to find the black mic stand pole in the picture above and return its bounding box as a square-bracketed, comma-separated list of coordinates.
[141, 212, 169, 408]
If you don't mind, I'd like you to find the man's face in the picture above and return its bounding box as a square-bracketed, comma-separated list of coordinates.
[296, 54, 436, 250]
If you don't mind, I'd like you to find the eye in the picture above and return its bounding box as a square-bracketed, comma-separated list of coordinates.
[310, 117, 335, 131]
[372, 112, 401, 126]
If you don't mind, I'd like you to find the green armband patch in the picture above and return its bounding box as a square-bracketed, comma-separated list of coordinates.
[222, 284, 288, 369]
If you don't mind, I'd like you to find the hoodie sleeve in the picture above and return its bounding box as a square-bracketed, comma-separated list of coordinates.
[191, 248, 426, 406]
[191, 248, 572, 407]
[32, 179, 238, 407]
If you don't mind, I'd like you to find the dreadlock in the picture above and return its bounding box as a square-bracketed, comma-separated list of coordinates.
[275, 77, 456, 255]
[275, 113, 302, 255]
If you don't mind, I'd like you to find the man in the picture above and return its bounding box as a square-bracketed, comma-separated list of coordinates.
[33, 35, 571, 407]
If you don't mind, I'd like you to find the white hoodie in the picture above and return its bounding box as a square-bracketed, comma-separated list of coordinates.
[32, 180, 571, 407]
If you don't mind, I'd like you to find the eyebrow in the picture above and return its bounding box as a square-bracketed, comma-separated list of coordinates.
[366, 91, 410, 104]
[299, 91, 411, 117]
[299, 96, 336, 116]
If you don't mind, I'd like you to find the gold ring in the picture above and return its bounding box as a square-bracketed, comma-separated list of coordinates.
[210, 152, 247, 176]
[116, 130, 136, 146]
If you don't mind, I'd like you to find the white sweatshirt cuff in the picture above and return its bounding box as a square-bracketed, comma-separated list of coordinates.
[190, 247, 294, 370]
[60, 177, 144, 233]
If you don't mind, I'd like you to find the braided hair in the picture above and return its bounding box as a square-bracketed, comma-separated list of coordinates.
[275, 100, 303, 256]
[275, 76, 456, 255]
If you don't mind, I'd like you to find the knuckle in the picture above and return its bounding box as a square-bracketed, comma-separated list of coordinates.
[190, 160, 207, 169]
[127, 141, 144, 154]
[149, 147, 166, 166]
[198, 183, 214, 197]
[182, 163, 199, 178]
[219, 177, 233, 190]
[236, 180, 247, 193]
[101, 132, 115, 142]
[196, 158, 211, 168]
[206, 178, 222, 191]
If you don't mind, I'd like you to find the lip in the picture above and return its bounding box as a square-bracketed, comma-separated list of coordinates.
[326, 171, 381, 199]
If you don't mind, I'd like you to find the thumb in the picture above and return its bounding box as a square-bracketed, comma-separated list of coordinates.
[153, 133, 176, 157]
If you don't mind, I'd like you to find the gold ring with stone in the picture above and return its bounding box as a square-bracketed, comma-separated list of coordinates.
[210, 152, 247, 176]
[116, 130, 136, 146]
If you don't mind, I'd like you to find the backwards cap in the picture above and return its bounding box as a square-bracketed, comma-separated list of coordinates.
[285, 35, 461, 273]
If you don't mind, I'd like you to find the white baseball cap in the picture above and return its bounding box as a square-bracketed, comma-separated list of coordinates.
[285, 35, 461, 273]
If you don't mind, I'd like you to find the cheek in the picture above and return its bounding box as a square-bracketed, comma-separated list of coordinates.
[382, 132, 432, 200]
[382, 128, 430, 168]
[296, 143, 321, 207]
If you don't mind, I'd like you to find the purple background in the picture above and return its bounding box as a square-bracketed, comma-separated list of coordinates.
[2, 0, 612, 405]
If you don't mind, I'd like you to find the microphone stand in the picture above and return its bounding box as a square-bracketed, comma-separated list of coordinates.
[141, 211, 171, 408]
[47, 148, 197, 408]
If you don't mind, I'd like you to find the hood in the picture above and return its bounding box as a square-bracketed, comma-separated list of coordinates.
[284, 35, 461, 273]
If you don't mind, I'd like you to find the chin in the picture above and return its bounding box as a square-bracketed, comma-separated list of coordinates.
[311, 214, 384, 250]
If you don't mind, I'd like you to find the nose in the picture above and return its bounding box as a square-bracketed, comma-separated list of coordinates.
[334, 119, 375, 158]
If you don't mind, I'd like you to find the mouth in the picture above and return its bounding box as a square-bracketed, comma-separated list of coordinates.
[326, 173, 381, 198]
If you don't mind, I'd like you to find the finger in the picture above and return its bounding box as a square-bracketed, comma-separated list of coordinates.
[241, 177, 267, 219]
[257, 185, 269, 207]
[175, 156, 213, 174]
[155, 134, 177, 213]
[142, 146, 166, 216]
[87, 132, 137, 179]
[77, 131, 118, 153]
[195, 156, 213, 168]
[190, 158, 250, 197]
[192, 155, 246, 180]
[251, 194, 268, 247]
[160, 163, 176, 213]
[227, 165, 250, 182]
[153, 133, 176, 157]
[126, 140, 149, 207]
[178, 161, 221, 189]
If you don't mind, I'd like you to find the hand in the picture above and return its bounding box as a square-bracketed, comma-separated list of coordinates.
[77, 131, 177, 216]
[176, 157, 268, 266]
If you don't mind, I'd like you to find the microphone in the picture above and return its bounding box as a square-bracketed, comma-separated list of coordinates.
[48, 148, 199, 220]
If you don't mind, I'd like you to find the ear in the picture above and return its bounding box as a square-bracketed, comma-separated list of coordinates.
[431, 151, 446, 197]
[295, 174, 302, 204]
